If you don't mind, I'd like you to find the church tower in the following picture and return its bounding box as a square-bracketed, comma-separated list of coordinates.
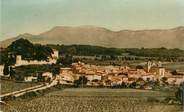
[147, 61, 152, 72]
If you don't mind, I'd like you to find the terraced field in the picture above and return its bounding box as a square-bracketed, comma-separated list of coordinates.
[1, 88, 183, 112]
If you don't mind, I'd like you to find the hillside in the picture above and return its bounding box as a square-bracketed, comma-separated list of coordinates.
[1, 26, 184, 49]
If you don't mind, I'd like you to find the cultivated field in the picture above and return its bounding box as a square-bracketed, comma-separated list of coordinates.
[1, 88, 183, 112]
[0, 80, 41, 94]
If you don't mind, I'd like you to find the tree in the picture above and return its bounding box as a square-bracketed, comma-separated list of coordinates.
[74, 76, 88, 87]
[171, 70, 178, 75]
[175, 82, 184, 104]
[9, 66, 15, 79]
[3, 63, 9, 75]
[129, 82, 137, 88]
[110, 55, 116, 60]
[136, 65, 144, 69]
[6, 38, 53, 62]
[161, 77, 168, 84]
[58, 55, 73, 66]
[121, 82, 127, 88]
[52, 65, 60, 76]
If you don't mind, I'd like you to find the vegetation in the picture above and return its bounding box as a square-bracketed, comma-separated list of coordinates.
[74, 76, 88, 87]
[57, 54, 74, 66]
[48, 44, 122, 56]
[12, 64, 60, 81]
[48, 45, 184, 57]
[1, 38, 53, 65]
[3, 63, 9, 75]
[0, 80, 41, 94]
[48, 44, 184, 61]
[51, 65, 60, 76]
[125, 47, 184, 58]
[9, 66, 16, 79]
[1, 39, 184, 65]
[176, 82, 184, 104]
[1, 89, 181, 112]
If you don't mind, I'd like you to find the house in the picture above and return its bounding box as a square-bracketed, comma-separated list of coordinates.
[85, 75, 102, 82]
[59, 68, 75, 84]
[111, 79, 122, 86]
[42, 72, 53, 79]
[109, 76, 123, 86]
[141, 74, 155, 81]
[167, 75, 184, 85]
[59, 74, 75, 85]
[42, 72, 53, 82]
[61, 74, 75, 82]
[51, 49, 59, 59]
[60, 68, 72, 74]
[24, 76, 37, 82]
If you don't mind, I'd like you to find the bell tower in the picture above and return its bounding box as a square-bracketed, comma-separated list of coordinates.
[147, 61, 152, 72]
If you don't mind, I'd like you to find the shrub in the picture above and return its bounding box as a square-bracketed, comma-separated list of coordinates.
[175, 82, 184, 104]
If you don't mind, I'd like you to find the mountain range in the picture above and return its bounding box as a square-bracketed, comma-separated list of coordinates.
[0, 26, 184, 49]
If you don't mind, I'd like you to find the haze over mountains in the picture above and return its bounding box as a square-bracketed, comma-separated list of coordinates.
[1, 26, 184, 49]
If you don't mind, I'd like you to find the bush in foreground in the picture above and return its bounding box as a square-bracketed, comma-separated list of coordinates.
[175, 82, 184, 104]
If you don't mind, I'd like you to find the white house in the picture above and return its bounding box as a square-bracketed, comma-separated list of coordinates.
[85, 75, 101, 81]
[51, 49, 59, 59]
[42, 72, 53, 79]
[24, 76, 37, 82]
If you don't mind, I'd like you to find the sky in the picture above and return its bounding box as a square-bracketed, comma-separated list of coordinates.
[1, 0, 184, 41]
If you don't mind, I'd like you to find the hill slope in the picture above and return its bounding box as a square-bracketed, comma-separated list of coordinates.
[1, 26, 184, 49]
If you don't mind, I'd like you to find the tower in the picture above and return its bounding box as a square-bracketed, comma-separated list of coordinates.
[16, 55, 22, 65]
[147, 61, 152, 72]
[51, 49, 59, 59]
[158, 67, 165, 78]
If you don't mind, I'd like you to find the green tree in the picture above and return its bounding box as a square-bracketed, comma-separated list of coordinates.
[58, 55, 73, 66]
[74, 76, 88, 87]
[6, 38, 53, 62]
[175, 82, 184, 104]
[129, 82, 137, 88]
[9, 66, 15, 79]
[52, 65, 60, 76]
[3, 63, 9, 75]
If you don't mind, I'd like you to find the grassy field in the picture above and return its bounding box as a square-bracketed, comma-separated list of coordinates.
[1, 88, 183, 112]
[46, 88, 175, 97]
[162, 62, 184, 71]
[0, 80, 41, 94]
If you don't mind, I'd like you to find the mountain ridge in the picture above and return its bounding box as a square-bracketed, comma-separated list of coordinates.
[1, 26, 184, 49]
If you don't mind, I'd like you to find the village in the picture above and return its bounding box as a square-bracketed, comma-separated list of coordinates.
[1, 49, 183, 90]
[57, 61, 184, 89]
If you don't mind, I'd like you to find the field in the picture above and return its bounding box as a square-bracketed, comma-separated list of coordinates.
[162, 62, 184, 71]
[0, 80, 41, 94]
[83, 60, 184, 71]
[1, 88, 183, 112]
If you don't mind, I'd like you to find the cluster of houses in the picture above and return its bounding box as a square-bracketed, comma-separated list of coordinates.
[56, 61, 184, 88]
[2, 59, 182, 89]
[0, 48, 184, 89]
